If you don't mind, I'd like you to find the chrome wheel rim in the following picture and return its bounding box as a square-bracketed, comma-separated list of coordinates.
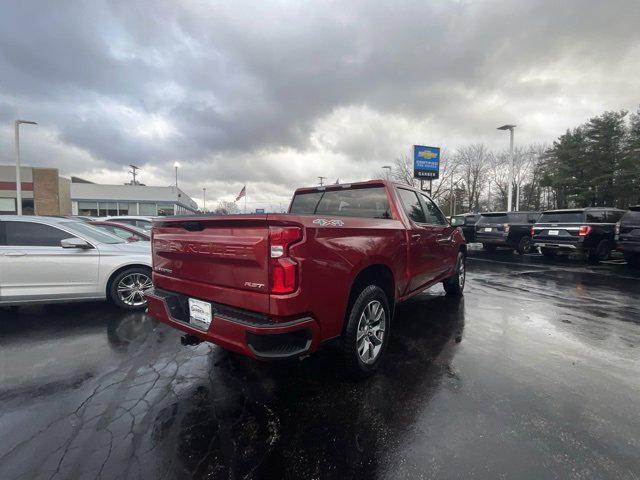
[458, 257, 465, 288]
[356, 300, 386, 364]
[117, 273, 152, 307]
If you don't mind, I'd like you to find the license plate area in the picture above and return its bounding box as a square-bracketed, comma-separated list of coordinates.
[484, 227, 492, 232]
[188, 298, 212, 330]
[548, 230, 559, 236]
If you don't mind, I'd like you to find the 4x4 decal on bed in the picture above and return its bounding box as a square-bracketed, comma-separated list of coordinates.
[313, 219, 345, 227]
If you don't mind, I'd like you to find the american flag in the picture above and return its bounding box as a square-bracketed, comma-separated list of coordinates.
[235, 185, 246, 201]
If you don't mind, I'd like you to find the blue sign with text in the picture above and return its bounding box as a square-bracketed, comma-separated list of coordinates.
[413, 145, 440, 180]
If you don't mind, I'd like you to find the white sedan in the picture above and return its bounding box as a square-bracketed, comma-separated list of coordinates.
[0, 216, 152, 310]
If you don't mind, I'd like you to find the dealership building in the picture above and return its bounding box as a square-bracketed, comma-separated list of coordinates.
[0, 165, 199, 216]
[70, 180, 199, 216]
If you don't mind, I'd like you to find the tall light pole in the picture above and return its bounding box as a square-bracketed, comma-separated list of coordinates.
[318, 176, 326, 186]
[202, 187, 206, 212]
[14, 120, 37, 215]
[497, 124, 516, 211]
[381, 165, 392, 180]
[173, 162, 180, 189]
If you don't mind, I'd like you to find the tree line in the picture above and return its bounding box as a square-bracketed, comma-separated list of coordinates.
[386, 108, 640, 216]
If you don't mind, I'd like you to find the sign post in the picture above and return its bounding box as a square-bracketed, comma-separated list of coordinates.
[413, 145, 440, 195]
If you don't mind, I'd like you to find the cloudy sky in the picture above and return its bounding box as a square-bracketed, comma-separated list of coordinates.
[0, 0, 638, 210]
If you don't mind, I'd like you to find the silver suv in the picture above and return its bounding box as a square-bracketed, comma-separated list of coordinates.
[0, 216, 152, 310]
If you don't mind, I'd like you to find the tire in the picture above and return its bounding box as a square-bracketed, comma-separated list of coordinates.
[587, 240, 611, 264]
[340, 285, 390, 379]
[483, 244, 497, 252]
[109, 267, 153, 310]
[443, 252, 466, 296]
[516, 236, 532, 255]
[541, 248, 557, 259]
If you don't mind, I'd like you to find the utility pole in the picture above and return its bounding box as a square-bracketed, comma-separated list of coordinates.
[14, 120, 37, 215]
[129, 164, 140, 185]
[318, 176, 326, 186]
[202, 187, 206, 212]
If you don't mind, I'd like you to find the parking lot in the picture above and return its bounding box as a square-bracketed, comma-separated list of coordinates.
[1, 251, 639, 480]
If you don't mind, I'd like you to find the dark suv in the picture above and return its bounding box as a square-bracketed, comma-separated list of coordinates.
[616, 206, 640, 266]
[475, 211, 539, 255]
[450, 213, 480, 243]
[532, 208, 626, 263]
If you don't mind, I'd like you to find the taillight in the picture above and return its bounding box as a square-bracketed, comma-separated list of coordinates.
[615, 222, 620, 235]
[578, 225, 592, 236]
[503, 223, 510, 234]
[531, 226, 535, 237]
[269, 226, 302, 294]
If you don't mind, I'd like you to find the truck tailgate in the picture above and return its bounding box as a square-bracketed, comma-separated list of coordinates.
[152, 216, 270, 311]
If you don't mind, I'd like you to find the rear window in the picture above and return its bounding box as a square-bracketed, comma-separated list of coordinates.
[478, 214, 507, 224]
[289, 187, 391, 219]
[538, 211, 585, 223]
[621, 210, 640, 224]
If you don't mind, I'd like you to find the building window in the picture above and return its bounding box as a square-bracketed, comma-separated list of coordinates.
[157, 204, 175, 216]
[0, 198, 16, 214]
[22, 199, 35, 215]
[118, 202, 138, 215]
[98, 202, 117, 216]
[139, 203, 157, 215]
[78, 201, 98, 217]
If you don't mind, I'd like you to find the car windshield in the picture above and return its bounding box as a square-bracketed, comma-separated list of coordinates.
[538, 211, 585, 223]
[62, 221, 125, 244]
[478, 214, 507, 224]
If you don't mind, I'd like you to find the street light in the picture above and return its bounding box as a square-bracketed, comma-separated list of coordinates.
[173, 162, 180, 189]
[381, 165, 392, 180]
[497, 124, 516, 212]
[14, 120, 37, 215]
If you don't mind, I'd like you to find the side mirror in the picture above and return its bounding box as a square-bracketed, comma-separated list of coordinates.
[61, 237, 93, 249]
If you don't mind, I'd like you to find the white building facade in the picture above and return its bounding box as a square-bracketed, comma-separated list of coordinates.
[70, 183, 198, 217]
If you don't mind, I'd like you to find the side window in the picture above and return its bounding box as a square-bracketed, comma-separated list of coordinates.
[5, 221, 71, 247]
[397, 189, 426, 223]
[586, 211, 606, 223]
[605, 210, 624, 223]
[420, 194, 448, 225]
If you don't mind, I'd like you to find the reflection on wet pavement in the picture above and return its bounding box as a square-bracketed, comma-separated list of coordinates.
[0, 253, 639, 479]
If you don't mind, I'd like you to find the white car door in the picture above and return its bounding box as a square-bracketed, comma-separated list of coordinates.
[0, 220, 100, 303]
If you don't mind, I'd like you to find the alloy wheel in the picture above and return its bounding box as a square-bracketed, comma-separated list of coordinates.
[356, 300, 386, 364]
[117, 273, 152, 307]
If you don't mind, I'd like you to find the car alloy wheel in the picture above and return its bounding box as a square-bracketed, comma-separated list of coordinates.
[117, 273, 152, 307]
[458, 257, 466, 289]
[356, 300, 386, 364]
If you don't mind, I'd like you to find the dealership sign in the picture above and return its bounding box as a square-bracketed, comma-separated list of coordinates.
[413, 145, 440, 180]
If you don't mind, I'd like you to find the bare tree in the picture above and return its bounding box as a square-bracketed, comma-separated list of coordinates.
[214, 200, 240, 215]
[455, 144, 491, 212]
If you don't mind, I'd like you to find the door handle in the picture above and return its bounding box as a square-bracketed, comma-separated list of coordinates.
[3, 252, 27, 257]
[436, 234, 452, 244]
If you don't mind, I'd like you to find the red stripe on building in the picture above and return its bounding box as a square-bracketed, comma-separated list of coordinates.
[0, 181, 34, 191]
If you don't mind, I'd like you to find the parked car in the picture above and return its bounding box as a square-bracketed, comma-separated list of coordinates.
[104, 216, 156, 232]
[145, 180, 466, 377]
[475, 211, 539, 254]
[616, 206, 640, 266]
[450, 213, 480, 243]
[89, 220, 150, 242]
[532, 207, 626, 263]
[0, 216, 152, 310]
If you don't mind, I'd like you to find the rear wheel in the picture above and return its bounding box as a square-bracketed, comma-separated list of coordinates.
[443, 252, 466, 296]
[587, 240, 612, 264]
[109, 267, 152, 310]
[483, 244, 497, 252]
[541, 248, 557, 259]
[516, 236, 532, 255]
[340, 285, 390, 379]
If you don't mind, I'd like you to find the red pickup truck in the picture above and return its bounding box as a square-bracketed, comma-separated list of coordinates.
[146, 180, 466, 377]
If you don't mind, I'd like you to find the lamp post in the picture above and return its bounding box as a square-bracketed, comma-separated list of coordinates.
[14, 120, 37, 215]
[202, 187, 206, 212]
[497, 124, 516, 211]
[381, 165, 392, 180]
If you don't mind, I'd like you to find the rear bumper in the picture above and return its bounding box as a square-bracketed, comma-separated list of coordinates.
[476, 234, 508, 245]
[145, 288, 320, 360]
[533, 241, 580, 251]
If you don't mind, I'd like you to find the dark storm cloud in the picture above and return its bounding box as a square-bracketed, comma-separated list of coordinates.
[0, 0, 638, 204]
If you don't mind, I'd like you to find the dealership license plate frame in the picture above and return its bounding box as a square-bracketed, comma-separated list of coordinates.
[188, 298, 212, 330]
[548, 230, 560, 236]
[484, 227, 492, 232]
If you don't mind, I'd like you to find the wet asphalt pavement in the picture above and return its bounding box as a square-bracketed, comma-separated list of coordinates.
[1, 250, 639, 480]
